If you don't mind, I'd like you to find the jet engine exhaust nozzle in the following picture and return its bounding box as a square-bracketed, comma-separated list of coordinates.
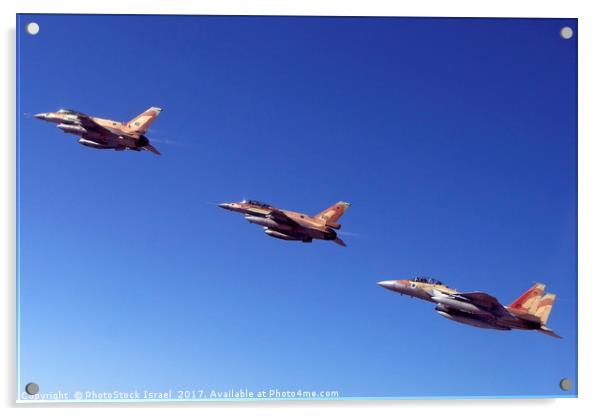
[135, 135, 150, 148]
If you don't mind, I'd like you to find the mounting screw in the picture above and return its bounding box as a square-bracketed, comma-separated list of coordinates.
[25, 382, 39, 395]
[560, 27, 573, 40]
[559, 378, 572, 391]
[26, 22, 40, 35]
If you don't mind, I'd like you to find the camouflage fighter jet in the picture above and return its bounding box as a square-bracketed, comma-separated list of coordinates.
[378, 277, 560, 338]
[218, 199, 351, 246]
[35, 107, 162, 155]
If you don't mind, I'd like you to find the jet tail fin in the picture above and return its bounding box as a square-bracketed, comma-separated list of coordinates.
[127, 107, 162, 134]
[534, 293, 556, 326]
[314, 201, 351, 229]
[508, 283, 546, 313]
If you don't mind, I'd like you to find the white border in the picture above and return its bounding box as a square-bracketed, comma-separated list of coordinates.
[3, 1, 601, 415]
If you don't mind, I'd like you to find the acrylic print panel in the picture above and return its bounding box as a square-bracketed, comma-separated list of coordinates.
[16, 14, 577, 402]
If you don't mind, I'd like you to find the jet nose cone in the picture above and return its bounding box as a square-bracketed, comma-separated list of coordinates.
[378, 280, 398, 291]
[218, 203, 231, 210]
[34, 113, 46, 119]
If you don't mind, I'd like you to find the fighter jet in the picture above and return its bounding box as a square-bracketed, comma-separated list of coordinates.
[35, 107, 162, 155]
[218, 199, 351, 246]
[378, 277, 560, 338]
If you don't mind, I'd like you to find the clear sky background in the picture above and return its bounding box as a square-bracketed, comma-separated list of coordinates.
[17, 15, 577, 399]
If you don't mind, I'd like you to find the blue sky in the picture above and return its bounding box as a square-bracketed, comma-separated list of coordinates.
[17, 15, 577, 399]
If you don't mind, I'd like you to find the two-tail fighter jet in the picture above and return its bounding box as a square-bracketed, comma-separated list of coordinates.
[35, 107, 162, 155]
[378, 277, 560, 338]
[218, 199, 351, 246]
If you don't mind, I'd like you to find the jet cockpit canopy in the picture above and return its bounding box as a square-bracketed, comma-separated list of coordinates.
[411, 276, 445, 286]
[57, 108, 87, 116]
[243, 199, 271, 208]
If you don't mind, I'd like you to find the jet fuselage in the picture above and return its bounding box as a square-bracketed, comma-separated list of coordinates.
[378, 278, 559, 338]
[218, 200, 350, 246]
[35, 107, 162, 155]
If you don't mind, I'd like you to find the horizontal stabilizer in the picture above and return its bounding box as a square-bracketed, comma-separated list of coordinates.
[538, 326, 562, 339]
[333, 237, 347, 247]
[143, 144, 161, 156]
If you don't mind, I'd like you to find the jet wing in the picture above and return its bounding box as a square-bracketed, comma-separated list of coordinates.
[452, 292, 510, 317]
[267, 209, 299, 226]
[77, 115, 116, 136]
